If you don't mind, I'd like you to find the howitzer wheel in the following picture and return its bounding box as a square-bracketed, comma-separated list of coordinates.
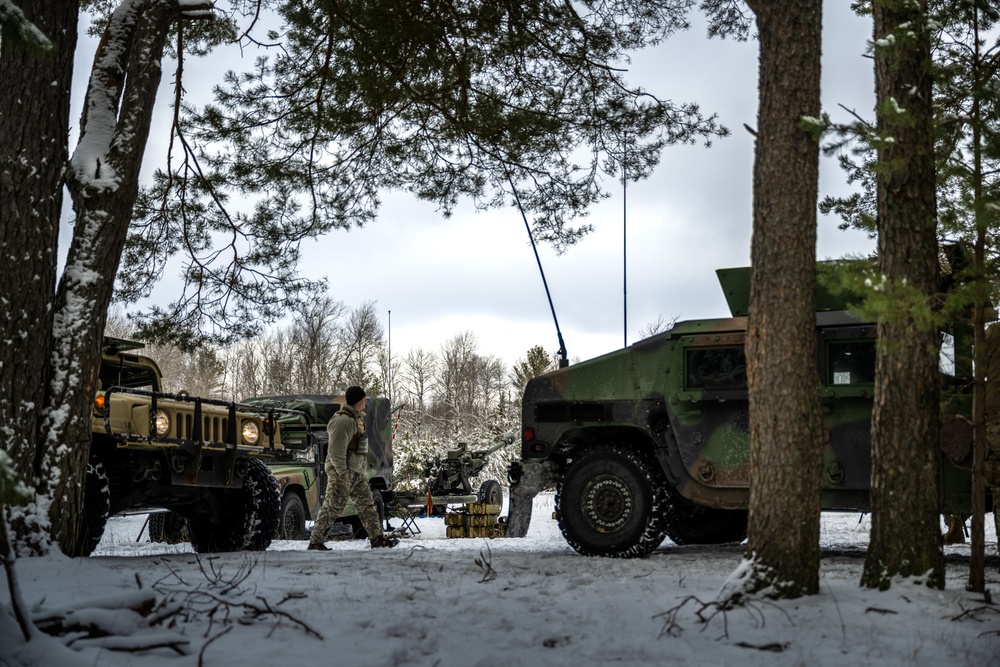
[556, 444, 668, 558]
[477, 479, 503, 507]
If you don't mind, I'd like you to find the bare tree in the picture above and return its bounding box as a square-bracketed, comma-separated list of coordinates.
[289, 296, 347, 393]
[638, 315, 678, 339]
[436, 331, 482, 434]
[400, 348, 438, 411]
[335, 301, 385, 394]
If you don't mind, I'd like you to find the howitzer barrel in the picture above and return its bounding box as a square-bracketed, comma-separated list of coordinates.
[476, 434, 515, 458]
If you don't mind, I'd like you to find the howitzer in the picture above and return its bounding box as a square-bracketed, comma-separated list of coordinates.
[392, 435, 514, 515]
[424, 435, 514, 497]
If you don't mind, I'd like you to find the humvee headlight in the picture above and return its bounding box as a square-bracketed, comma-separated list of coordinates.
[93, 394, 106, 414]
[154, 409, 170, 437]
[242, 421, 260, 445]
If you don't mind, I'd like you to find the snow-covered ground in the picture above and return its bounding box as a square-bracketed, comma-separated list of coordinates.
[3, 493, 999, 666]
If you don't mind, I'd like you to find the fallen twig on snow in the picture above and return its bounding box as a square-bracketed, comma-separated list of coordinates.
[474, 542, 497, 583]
[655, 593, 793, 641]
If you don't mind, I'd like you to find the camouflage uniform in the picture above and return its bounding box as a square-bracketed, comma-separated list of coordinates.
[308, 403, 389, 547]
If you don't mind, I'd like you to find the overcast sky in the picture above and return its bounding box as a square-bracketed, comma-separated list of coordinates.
[70, 3, 878, 368]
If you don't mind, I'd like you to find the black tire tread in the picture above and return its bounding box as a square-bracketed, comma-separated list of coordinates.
[279, 493, 307, 540]
[81, 459, 111, 556]
[555, 444, 668, 558]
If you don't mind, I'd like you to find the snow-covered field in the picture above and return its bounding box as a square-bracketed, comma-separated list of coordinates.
[3, 493, 999, 667]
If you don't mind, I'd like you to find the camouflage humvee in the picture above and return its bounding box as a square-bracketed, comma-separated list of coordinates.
[508, 246, 980, 558]
[88, 338, 303, 554]
[244, 394, 396, 540]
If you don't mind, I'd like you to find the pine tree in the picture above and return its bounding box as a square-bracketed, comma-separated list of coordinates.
[862, 0, 945, 591]
[122, 1, 728, 344]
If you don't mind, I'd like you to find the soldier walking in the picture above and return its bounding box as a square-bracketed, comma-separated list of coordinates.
[308, 386, 398, 550]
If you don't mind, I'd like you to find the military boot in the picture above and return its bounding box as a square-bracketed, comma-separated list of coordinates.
[370, 534, 399, 549]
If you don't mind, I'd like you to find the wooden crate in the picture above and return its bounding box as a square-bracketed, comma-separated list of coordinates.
[444, 503, 505, 538]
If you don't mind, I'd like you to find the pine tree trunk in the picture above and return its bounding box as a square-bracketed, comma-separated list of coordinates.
[862, 0, 944, 590]
[0, 0, 79, 551]
[42, 0, 185, 555]
[742, 0, 824, 597]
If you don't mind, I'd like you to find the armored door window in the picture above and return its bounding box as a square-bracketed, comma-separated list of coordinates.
[685, 347, 747, 391]
[826, 340, 875, 386]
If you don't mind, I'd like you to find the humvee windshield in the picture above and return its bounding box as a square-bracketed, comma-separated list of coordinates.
[99, 360, 160, 392]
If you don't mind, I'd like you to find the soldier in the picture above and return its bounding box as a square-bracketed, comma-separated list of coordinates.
[307, 386, 398, 550]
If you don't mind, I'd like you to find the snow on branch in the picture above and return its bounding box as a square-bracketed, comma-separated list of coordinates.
[0, 0, 53, 52]
[178, 0, 215, 19]
[68, 0, 215, 195]
[68, 0, 140, 192]
[20, 553, 320, 659]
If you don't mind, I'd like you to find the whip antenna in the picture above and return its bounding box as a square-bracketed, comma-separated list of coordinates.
[508, 175, 568, 368]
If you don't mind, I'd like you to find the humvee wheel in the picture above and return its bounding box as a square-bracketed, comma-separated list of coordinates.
[556, 444, 668, 558]
[477, 479, 503, 507]
[81, 458, 111, 556]
[188, 459, 280, 552]
[663, 505, 748, 545]
[148, 511, 189, 544]
[245, 459, 281, 550]
[279, 493, 307, 540]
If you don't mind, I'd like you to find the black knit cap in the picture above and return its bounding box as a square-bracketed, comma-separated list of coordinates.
[345, 386, 366, 407]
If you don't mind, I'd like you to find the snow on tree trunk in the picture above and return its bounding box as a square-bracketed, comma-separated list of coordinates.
[41, 0, 211, 556]
[739, 0, 825, 599]
[0, 0, 80, 554]
[862, 0, 945, 591]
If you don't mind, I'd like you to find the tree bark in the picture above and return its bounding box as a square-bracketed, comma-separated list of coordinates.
[741, 0, 824, 598]
[0, 0, 80, 552]
[862, 0, 944, 590]
[41, 0, 191, 555]
[0, 3, 76, 411]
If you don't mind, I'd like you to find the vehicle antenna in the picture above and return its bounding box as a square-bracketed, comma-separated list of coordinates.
[623, 130, 628, 349]
[508, 174, 569, 368]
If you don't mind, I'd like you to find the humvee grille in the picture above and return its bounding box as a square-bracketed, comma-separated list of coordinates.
[177, 413, 229, 443]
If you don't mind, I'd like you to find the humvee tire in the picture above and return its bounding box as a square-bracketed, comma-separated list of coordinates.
[188, 459, 280, 552]
[148, 511, 189, 544]
[279, 493, 307, 540]
[81, 459, 110, 556]
[245, 458, 281, 550]
[555, 444, 668, 558]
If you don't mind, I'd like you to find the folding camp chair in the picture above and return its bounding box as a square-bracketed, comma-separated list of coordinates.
[388, 501, 423, 536]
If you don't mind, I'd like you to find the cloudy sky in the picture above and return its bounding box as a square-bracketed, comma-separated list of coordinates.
[70, 3, 877, 367]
